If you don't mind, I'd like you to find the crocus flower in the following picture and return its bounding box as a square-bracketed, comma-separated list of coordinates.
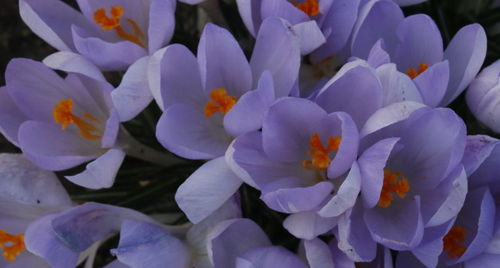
[0, 58, 126, 189]
[351, 0, 487, 106]
[154, 17, 302, 223]
[0, 153, 71, 267]
[228, 97, 359, 239]
[466, 60, 500, 133]
[337, 105, 467, 263]
[20, 0, 176, 70]
[25, 196, 241, 268]
[236, 0, 358, 61]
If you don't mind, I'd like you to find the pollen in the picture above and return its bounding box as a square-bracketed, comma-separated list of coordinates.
[292, 0, 320, 17]
[443, 226, 467, 258]
[204, 88, 237, 117]
[302, 133, 342, 171]
[407, 63, 429, 79]
[0, 230, 24, 262]
[53, 99, 101, 140]
[93, 6, 145, 48]
[377, 170, 410, 208]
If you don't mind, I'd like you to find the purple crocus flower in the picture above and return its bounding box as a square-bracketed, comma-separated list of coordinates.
[237, 0, 360, 62]
[0, 153, 71, 267]
[337, 106, 468, 263]
[0, 58, 126, 189]
[466, 60, 500, 133]
[154, 18, 302, 223]
[228, 97, 359, 239]
[20, 0, 176, 70]
[352, 0, 487, 106]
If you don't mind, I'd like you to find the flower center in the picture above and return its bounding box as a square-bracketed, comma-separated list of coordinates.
[377, 170, 410, 208]
[204, 88, 237, 117]
[406, 63, 429, 79]
[53, 99, 101, 140]
[0, 230, 24, 262]
[302, 133, 342, 171]
[443, 226, 467, 258]
[292, 0, 320, 16]
[93, 6, 145, 48]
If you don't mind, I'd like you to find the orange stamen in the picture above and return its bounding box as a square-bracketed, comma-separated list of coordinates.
[377, 170, 410, 208]
[53, 99, 101, 140]
[293, 0, 320, 17]
[407, 63, 429, 79]
[0, 230, 24, 262]
[443, 226, 467, 258]
[302, 133, 342, 171]
[204, 88, 237, 117]
[93, 6, 145, 48]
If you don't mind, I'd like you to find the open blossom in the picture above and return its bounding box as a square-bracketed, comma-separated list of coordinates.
[236, 0, 358, 61]
[20, 0, 176, 70]
[336, 105, 468, 264]
[228, 97, 359, 239]
[0, 59, 126, 189]
[466, 60, 500, 133]
[352, 0, 487, 107]
[0, 154, 71, 266]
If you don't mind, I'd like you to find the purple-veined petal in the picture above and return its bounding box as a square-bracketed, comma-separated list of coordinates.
[43, 51, 105, 81]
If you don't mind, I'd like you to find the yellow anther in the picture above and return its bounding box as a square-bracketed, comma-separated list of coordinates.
[292, 0, 320, 17]
[377, 170, 410, 208]
[0, 230, 24, 262]
[53, 99, 101, 140]
[302, 133, 342, 171]
[443, 226, 467, 258]
[407, 63, 429, 79]
[204, 88, 237, 117]
[93, 6, 145, 47]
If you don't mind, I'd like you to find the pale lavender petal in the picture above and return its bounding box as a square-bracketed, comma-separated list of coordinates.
[441, 24, 487, 105]
[236, 0, 262, 36]
[43, 51, 105, 81]
[261, 181, 333, 213]
[198, 23, 252, 97]
[224, 71, 275, 137]
[367, 39, 391, 68]
[316, 64, 384, 128]
[250, 17, 301, 97]
[152, 45, 206, 110]
[326, 112, 359, 178]
[283, 211, 338, 240]
[236, 246, 307, 268]
[302, 238, 334, 268]
[112, 57, 153, 122]
[18, 121, 100, 171]
[260, 0, 309, 25]
[208, 218, 271, 267]
[0, 87, 28, 146]
[263, 97, 326, 162]
[147, 0, 176, 53]
[24, 213, 80, 268]
[364, 197, 424, 250]
[393, 14, 443, 71]
[375, 63, 423, 105]
[320, 162, 361, 217]
[65, 149, 125, 189]
[72, 26, 147, 71]
[19, 0, 92, 51]
[175, 157, 242, 223]
[413, 61, 449, 107]
[466, 60, 500, 116]
[351, 0, 404, 59]
[463, 135, 500, 176]
[111, 220, 189, 268]
[358, 138, 400, 208]
[290, 21, 326, 55]
[0, 153, 71, 206]
[156, 104, 231, 159]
